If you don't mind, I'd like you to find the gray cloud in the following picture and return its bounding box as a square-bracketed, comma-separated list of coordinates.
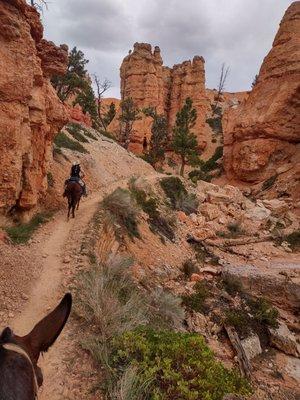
[42, 0, 294, 97]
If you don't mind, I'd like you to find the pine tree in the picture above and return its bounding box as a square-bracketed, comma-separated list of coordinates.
[102, 102, 116, 130]
[172, 98, 198, 176]
[75, 84, 98, 125]
[118, 98, 140, 149]
[51, 47, 89, 102]
[143, 107, 168, 167]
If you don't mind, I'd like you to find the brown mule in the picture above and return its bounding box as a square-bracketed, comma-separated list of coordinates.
[0, 293, 72, 400]
[64, 181, 82, 220]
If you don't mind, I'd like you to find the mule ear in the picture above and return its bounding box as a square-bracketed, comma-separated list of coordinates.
[26, 293, 72, 358]
[0, 327, 13, 343]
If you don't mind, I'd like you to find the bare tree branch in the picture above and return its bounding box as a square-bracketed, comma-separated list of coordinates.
[93, 74, 112, 130]
[213, 63, 229, 115]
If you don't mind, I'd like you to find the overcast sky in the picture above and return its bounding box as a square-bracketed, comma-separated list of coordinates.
[41, 0, 293, 98]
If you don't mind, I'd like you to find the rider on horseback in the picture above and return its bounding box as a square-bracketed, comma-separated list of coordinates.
[65, 160, 87, 197]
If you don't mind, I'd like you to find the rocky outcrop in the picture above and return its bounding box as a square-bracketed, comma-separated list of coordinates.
[114, 43, 214, 153]
[67, 104, 92, 127]
[223, 2, 300, 183]
[0, 0, 68, 215]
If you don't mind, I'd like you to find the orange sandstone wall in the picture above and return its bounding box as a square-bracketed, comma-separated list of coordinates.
[223, 1, 300, 183]
[0, 0, 68, 214]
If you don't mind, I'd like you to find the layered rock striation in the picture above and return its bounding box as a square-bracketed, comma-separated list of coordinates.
[223, 1, 300, 183]
[0, 0, 68, 215]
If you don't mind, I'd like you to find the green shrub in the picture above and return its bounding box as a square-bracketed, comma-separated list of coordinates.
[130, 184, 175, 241]
[188, 169, 212, 183]
[102, 188, 140, 239]
[83, 129, 98, 141]
[181, 259, 200, 278]
[221, 274, 243, 296]
[284, 230, 300, 251]
[160, 177, 198, 214]
[206, 117, 223, 134]
[66, 123, 89, 143]
[98, 129, 116, 141]
[201, 146, 223, 173]
[224, 309, 251, 338]
[5, 212, 53, 244]
[181, 281, 209, 313]
[54, 131, 89, 154]
[47, 172, 54, 187]
[110, 328, 252, 400]
[262, 175, 277, 191]
[227, 221, 243, 237]
[160, 177, 187, 208]
[247, 297, 279, 329]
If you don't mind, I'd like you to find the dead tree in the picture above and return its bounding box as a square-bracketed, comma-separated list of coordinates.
[212, 63, 229, 115]
[30, 0, 48, 12]
[93, 74, 111, 130]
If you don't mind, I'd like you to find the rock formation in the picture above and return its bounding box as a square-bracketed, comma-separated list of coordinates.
[112, 43, 210, 153]
[67, 104, 92, 127]
[0, 0, 68, 216]
[110, 42, 247, 155]
[223, 1, 300, 183]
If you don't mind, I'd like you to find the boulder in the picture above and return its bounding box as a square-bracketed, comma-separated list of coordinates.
[240, 334, 262, 360]
[269, 321, 300, 357]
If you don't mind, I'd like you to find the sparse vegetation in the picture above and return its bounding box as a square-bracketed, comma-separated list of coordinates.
[221, 274, 244, 296]
[109, 328, 252, 400]
[102, 188, 140, 239]
[129, 182, 175, 241]
[227, 221, 243, 237]
[65, 123, 89, 143]
[149, 289, 185, 330]
[262, 174, 277, 191]
[224, 309, 252, 338]
[5, 212, 53, 244]
[284, 230, 300, 251]
[181, 259, 200, 278]
[118, 97, 140, 149]
[247, 297, 279, 329]
[206, 116, 222, 134]
[54, 131, 89, 154]
[160, 176, 199, 215]
[181, 281, 209, 313]
[47, 172, 54, 188]
[188, 147, 223, 183]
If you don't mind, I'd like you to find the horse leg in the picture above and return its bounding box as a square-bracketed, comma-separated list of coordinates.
[72, 201, 76, 218]
[67, 198, 71, 220]
[77, 198, 80, 210]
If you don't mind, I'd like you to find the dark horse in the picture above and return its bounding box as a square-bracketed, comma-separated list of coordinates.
[0, 293, 72, 400]
[63, 181, 82, 220]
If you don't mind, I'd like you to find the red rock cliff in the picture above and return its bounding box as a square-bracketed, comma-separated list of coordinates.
[0, 0, 68, 215]
[114, 43, 211, 153]
[223, 1, 300, 183]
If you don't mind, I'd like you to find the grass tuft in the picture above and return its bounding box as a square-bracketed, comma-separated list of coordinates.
[5, 212, 53, 244]
[54, 131, 89, 154]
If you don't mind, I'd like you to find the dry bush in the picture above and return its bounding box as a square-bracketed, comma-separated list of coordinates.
[108, 366, 152, 400]
[102, 188, 140, 238]
[149, 288, 185, 330]
[75, 257, 148, 342]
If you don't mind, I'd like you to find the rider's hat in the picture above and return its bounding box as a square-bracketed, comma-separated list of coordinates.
[72, 160, 80, 166]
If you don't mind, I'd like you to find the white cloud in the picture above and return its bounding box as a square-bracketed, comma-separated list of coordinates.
[42, 0, 294, 97]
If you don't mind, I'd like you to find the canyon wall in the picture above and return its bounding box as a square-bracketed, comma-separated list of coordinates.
[223, 1, 300, 183]
[0, 0, 68, 216]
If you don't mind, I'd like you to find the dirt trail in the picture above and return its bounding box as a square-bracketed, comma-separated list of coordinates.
[10, 194, 102, 399]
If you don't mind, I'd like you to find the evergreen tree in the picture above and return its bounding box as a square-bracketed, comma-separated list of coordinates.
[251, 74, 259, 88]
[75, 84, 98, 125]
[102, 102, 116, 130]
[118, 98, 140, 149]
[51, 47, 89, 102]
[143, 107, 168, 167]
[172, 97, 198, 176]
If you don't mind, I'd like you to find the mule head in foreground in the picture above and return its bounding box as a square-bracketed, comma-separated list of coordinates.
[0, 293, 72, 400]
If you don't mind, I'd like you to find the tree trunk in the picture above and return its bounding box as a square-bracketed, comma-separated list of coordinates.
[180, 156, 185, 176]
